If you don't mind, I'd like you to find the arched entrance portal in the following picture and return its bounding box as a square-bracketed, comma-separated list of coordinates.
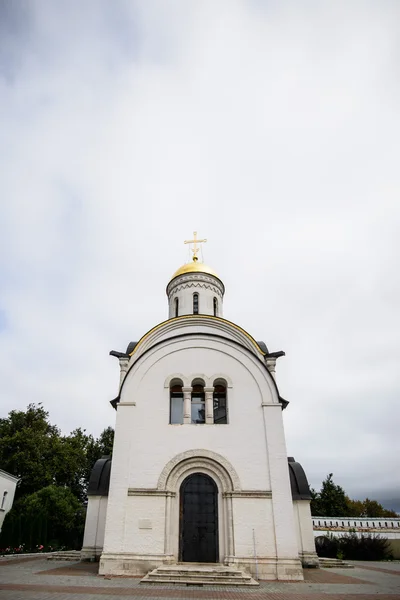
[179, 473, 218, 563]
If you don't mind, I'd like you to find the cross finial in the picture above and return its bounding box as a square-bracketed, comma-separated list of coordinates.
[184, 231, 207, 262]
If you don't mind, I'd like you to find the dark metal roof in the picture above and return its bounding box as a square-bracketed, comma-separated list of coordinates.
[288, 457, 312, 500]
[126, 341, 138, 355]
[87, 456, 112, 496]
[256, 341, 269, 354]
[109, 342, 138, 360]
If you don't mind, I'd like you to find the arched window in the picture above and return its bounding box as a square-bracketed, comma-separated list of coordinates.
[213, 380, 227, 424]
[191, 380, 205, 424]
[170, 380, 183, 424]
[193, 293, 199, 315]
[1, 491, 7, 510]
[174, 297, 179, 317]
[213, 297, 218, 317]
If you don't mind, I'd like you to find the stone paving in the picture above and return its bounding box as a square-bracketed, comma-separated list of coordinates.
[0, 556, 399, 599]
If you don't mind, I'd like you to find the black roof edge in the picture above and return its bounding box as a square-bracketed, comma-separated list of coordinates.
[110, 350, 128, 358]
[266, 350, 285, 358]
[279, 396, 289, 409]
[110, 396, 119, 409]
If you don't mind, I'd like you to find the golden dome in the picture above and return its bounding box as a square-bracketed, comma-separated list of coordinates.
[170, 258, 219, 280]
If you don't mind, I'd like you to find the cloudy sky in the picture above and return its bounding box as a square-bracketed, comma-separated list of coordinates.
[1, 1, 399, 511]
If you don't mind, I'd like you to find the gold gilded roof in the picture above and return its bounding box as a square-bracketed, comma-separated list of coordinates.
[171, 258, 219, 280]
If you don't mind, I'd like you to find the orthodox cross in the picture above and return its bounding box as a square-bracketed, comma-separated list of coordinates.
[184, 231, 207, 261]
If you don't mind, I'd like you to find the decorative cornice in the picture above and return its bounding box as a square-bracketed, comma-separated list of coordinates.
[223, 490, 272, 499]
[168, 281, 223, 297]
[128, 489, 176, 497]
[167, 272, 225, 296]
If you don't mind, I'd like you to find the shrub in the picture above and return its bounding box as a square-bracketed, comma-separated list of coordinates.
[315, 534, 340, 558]
[315, 532, 391, 561]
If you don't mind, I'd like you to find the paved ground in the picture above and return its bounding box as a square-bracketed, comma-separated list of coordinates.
[0, 556, 399, 599]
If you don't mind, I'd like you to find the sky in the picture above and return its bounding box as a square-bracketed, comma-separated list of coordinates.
[0, 0, 399, 512]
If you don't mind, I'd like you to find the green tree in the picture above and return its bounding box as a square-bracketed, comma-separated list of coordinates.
[363, 498, 397, 518]
[311, 474, 348, 517]
[0, 404, 115, 503]
[346, 497, 365, 517]
[0, 486, 85, 550]
[0, 404, 115, 551]
[310, 487, 324, 516]
[97, 426, 114, 455]
[55, 428, 97, 501]
[311, 475, 399, 518]
[85, 426, 114, 485]
[0, 404, 61, 498]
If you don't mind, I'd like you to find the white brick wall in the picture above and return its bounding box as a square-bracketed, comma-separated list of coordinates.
[102, 330, 300, 572]
[82, 496, 109, 559]
[233, 498, 275, 556]
[123, 496, 165, 554]
[0, 470, 19, 533]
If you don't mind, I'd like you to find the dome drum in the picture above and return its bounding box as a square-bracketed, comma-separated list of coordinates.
[167, 262, 225, 319]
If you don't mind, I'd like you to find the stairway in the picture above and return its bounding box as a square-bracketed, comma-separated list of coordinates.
[141, 564, 259, 586]
[318, 557, 354, 568]
[47, 551, 81, 561]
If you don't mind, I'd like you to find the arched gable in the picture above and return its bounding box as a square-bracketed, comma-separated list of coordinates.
[129, 315, 266, 363]
[119, 334, 280, 408]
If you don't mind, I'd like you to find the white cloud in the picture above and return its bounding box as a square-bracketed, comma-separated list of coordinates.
[0, 0, 399, 509]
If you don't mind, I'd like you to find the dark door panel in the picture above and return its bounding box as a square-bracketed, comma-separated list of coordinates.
[180, 473, 218, 563]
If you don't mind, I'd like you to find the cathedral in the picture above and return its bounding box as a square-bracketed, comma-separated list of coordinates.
[82, 234, 318, 581]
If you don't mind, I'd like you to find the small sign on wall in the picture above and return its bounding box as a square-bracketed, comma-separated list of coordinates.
[138, 519, 152, 529]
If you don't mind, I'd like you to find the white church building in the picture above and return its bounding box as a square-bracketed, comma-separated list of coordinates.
[82, 235, 318, 581]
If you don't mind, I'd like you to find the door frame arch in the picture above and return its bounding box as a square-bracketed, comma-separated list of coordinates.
[158, 451, 239, 564]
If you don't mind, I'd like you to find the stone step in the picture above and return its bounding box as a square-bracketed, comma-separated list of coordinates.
[155, 569, 246, 577]
[47, 551, 81, 561]
[318, 557, 354, 569]
[141, 566, 259, 587]
[142, 576, 259, 586]
[148, 572, 253, 582]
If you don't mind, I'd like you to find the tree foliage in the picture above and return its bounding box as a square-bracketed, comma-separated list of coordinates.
[311, 474, 398, 517]
[311, 474, 348, 517]
[0, 404, 61, 498]
[0, 404, 115, 551]
[362, 498, 397, 518]
[1, 486, 85, 551]
[0, 404, 114, 502]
